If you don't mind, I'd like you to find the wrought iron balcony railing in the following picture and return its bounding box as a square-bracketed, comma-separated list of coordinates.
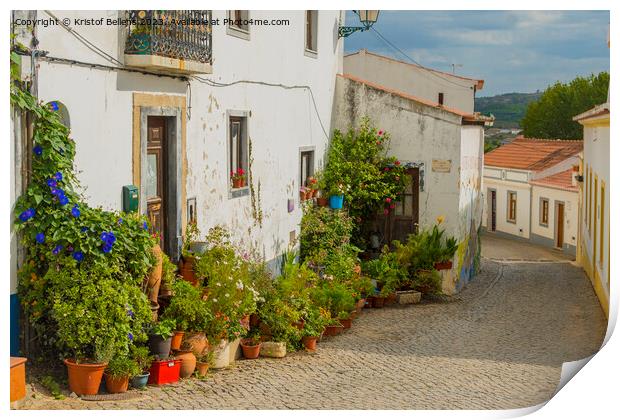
[124, 10, 212, 73]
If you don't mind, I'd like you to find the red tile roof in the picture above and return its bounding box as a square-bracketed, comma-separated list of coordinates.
[530, 169, 579, 192]
[484, 137, 583, 171]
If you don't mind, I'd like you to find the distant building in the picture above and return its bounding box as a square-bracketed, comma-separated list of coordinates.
[574, 102, 609, 317]
[344, 49, 484, 114]
[482, 137, 583, 256]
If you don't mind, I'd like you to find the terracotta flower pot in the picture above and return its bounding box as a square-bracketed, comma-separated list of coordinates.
[339, 317, 352, 329]
[324, 324, 344, 336]
[176, 350, 196, 378]
[433, 261, 453, 270]
[183, 332, 208, 355]
[316, 197, 329, 207]
[104, 373, 129, 394]
[64, 359, 107, 396]
[386, 293, 397, 305]
[373, 296, 385, 308]
[171, 331, 185, 351]
[179, 257, 199, 286]
[196, 361, 210, 376]
[365, 296, 375, 308]
[356, 298, 366, 311]
[240, 339, 261, 359]
[302, 336, 318, 351]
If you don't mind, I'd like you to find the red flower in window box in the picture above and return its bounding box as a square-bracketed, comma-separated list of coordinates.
[231, 168, 246, 188]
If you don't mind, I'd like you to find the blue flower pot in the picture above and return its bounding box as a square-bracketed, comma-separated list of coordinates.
[329, 195, 344, 209]
[131, 372, 150, 389]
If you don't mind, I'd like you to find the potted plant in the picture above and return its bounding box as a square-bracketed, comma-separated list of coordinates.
[179, 221, 200, 285]
[148, 318, 176, 359]
[301, 307, 326, 351]
[105, 355, 140, 394]
[328, 183, 347, 209]
[48, 267, 151, 396]
[159, 253, 177, 297]
[307, 176, 319, 197]
[323, 318, 344, 336]
[434, 235, 458, 270]
[175, 342, 197, 379]
[240, 337, 261, 359]
[231, 167, 246, 188]
[299, 186, 311, 201]
[130, 346, 154, 389]
[195, 350, 214, 377]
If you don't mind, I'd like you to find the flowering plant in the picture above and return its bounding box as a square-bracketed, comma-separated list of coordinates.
[231, 168, 246, 182]
[12, 84, 156, 361]
[307, 176, 319, 191]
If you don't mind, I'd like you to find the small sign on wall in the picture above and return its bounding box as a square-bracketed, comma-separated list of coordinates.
[432, 159, 452, 173]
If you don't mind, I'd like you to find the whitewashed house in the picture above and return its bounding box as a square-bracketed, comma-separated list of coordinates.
[574, 102, 610, 317]
[482, 137, 583, 256]
[333, 51, 492, 294]
[10, 9, 343, 354]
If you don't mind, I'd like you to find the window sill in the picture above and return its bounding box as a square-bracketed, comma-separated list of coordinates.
[229, 186, 250, 199]
[226, 26, 250, 41]
[304, 49, 318, 59]
[506, 219, 517, 224]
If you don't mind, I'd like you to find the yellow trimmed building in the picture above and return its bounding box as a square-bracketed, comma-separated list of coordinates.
[574, 101, 610, 318]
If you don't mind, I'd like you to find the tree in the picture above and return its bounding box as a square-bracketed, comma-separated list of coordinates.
[521, 72, 609, 140]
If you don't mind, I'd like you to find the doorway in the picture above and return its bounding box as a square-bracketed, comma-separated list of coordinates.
[377, 167, 420, 245]
[555, 202, 565, 248]
[488, 189, 497, 232]
[146, 116, 167, 250]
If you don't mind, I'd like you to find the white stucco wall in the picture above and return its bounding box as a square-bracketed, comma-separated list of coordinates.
[343, 49, 480, 114]
[333, 75, 468, 241]
[531, 186, 578, 250]
[580, 123, 609, 294]
[30, 10, 343, 265]
[482, 174, 532, 239]
[458, 126, 484, 239]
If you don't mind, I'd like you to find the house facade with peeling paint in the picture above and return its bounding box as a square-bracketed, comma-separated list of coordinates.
[332, 54, 491, 294]
[10, 10, 343, 353]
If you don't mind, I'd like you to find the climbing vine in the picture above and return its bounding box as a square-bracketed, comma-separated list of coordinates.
[248, 136, 263, 227]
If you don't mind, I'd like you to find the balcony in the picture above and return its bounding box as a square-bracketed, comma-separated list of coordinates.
[124, 10, 212, 75]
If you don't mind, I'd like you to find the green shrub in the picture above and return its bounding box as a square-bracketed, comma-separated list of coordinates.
[105, 355, 140, 379]
[299, 204, 354, 265]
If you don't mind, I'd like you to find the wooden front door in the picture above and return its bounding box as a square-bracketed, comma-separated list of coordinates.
[490, 190, 497, 231]
[146, 116, 167, 250]
[556, 202, 564, 248]
[379, 168, 420, 245]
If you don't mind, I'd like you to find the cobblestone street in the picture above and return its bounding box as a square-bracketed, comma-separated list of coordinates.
[19, 258, 606, 410]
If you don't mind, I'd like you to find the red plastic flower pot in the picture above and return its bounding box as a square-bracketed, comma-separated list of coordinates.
[148, 359, 181, 385]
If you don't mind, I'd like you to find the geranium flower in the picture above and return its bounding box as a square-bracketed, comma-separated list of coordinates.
[395, 160, 401, 166]
[385, 197, 392, 203]
[378, 130, 384, 135]
[35, 233, 45, 244]
[33, 145, 43, 156]
[383, 209, 389, 215]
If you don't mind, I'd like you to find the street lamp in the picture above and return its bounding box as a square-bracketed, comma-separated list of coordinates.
[338, 10, 380, 38]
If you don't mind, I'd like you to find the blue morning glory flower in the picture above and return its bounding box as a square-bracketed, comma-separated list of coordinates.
[50, 188, 59, 196]
[100, 232, 109, 242]
[72, 251, 83, 262]
[117, 218, 123, 225]
[102, 244, 112, 254]
[54, 188, 64, 197]
[54, 172, 63, 181]
[49, 101, 59, 111]
[33, 145, 42, 156]
[106, 232, 116, 244]
[35, 233, 45, 244]
[81, 227, 88, 232]
[59, 195, 69, 206]
[52, 245, 63, 255]
[127, 309, 134, 318]
[46, 179, 57, 188]
[71, 205, 80, 218]
[19, 208, 35, 222]
[128, 332, 134, 342]
[143, 221, 148, 230]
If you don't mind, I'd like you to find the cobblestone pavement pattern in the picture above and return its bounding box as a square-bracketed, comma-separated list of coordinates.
[19, 258, 606, 410]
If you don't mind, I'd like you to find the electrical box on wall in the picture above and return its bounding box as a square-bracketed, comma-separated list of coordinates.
[122, 185, 139, 213]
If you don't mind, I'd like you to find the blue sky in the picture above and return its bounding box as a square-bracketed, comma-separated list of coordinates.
[343, 10, 610, 97]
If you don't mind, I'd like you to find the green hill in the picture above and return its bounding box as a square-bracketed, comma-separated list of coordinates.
[475, 92, 542, 128]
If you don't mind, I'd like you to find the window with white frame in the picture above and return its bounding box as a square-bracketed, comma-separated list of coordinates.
[228, 10, 249, 32]
[229, 115, 248, 190]
[300, 149, 315, 187]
